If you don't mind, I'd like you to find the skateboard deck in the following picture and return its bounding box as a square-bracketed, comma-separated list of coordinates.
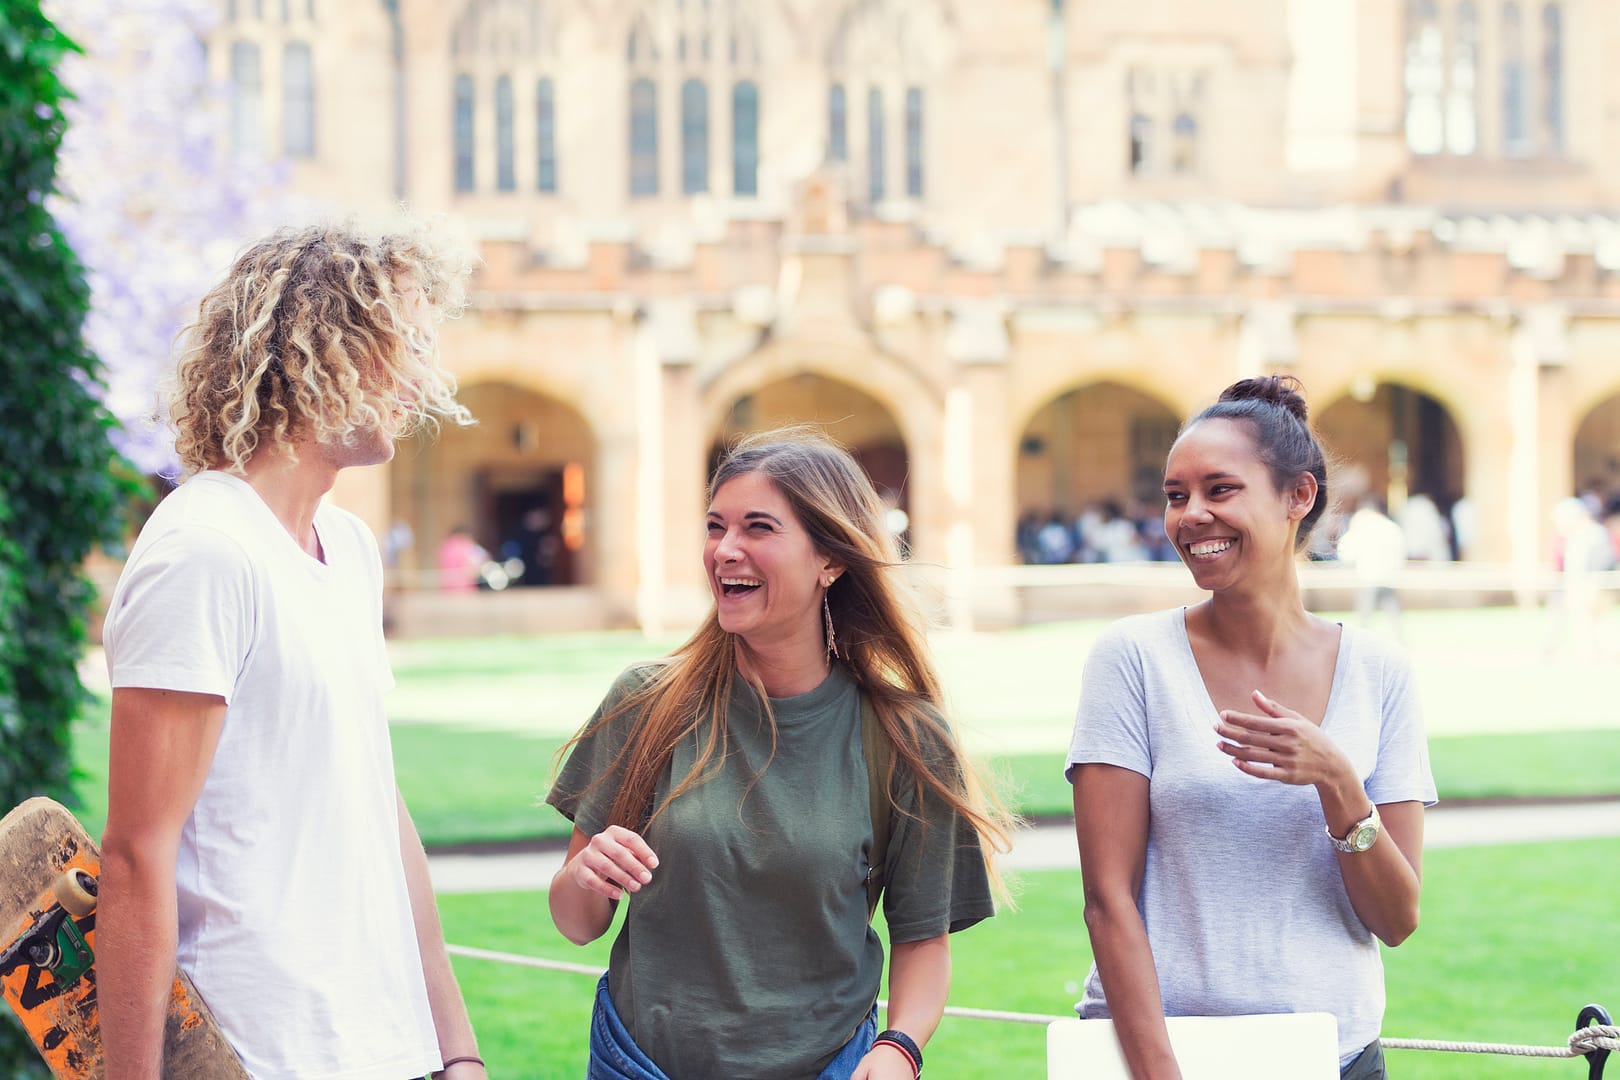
[0, 797, 247, 1079]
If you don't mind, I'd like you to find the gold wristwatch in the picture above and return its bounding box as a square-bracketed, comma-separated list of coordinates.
[1327, 805, 1381, 853]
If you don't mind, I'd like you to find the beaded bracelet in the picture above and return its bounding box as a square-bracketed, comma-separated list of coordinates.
[872, 1029, 923, 1077]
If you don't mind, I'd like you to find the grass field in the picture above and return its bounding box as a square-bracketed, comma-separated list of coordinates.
[55, 608, 1620, 1077]
[438, 839, 1620, 1079]
[65, 695, 1620, 847]
[66, 607, 1620, 845]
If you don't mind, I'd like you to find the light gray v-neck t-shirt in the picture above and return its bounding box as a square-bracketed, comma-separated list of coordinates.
[1065, 608, 1437, 1061]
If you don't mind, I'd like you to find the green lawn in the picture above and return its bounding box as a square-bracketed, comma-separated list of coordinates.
[65, 608, 1620, 846]
[52, 610, 1620, 1079]
[439, 839, 1620, 1079]
[65, 700, 1620, 847]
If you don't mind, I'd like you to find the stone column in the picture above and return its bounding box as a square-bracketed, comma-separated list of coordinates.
[963, 361, 1020, 628]
[638, 299, 709, 635]
[1505, 314, 1546, 600]
[655, 358, 709, 633]
[947, 300, 1016, 628]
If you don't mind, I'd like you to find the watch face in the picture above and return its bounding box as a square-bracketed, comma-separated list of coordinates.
[1351, 823, 1378, 851]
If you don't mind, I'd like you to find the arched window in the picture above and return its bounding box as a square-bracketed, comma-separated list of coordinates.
[904, 86, 923, 197]
[1543, 2, 1564, 151]
[1129, 112, 1152, 173]
[682, 78, 709, 194]
[282, 42, 315, 159]
[1171, 112, 1197, 173]
[1126, 68, 1154, 174]
[453, 74, 475, 192]
[1403, 0, 1444, 154]
[733, 80, 759, 196]
[828, 83, 847, 161]
[867, 87, 885, 202]
[627, 17, 655, 64]
[536, 78, 557, 193]
[630, 77, 659, 196]
[1502, 3, 1529, 155]
[495, 75, 516, 191]
[1446, 2, 1479, 154]
[229, 41, 263, 161]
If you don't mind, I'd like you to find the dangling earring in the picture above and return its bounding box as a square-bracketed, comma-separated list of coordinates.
[823, 589, 839, 661]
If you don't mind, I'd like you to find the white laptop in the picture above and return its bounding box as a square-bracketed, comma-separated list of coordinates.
[1047, 1013, 1340, 1080]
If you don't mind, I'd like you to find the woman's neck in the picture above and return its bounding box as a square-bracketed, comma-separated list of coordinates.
[1198, 565, 1312, 664]
[737, 635, 831, 698]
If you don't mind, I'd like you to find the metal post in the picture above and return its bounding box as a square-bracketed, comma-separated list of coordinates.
[1578, 1004, 1611, 1080]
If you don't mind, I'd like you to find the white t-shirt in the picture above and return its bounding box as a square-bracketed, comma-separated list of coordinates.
[1065, 608, 1437, 1063]
[104, 471, 440, 1080]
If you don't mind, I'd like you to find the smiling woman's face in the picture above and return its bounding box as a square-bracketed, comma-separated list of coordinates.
[704, 471, 835, 649]
[1162, 418, 1305, 589]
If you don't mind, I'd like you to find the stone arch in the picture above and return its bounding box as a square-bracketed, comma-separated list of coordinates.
[707, 373, 914, 545]
[1316, 380, 1467, 559]
[826, 0, 957, 73]
[1014, 381, 1183, 564]
[701, 343, 937, 464]
[1573, 389, 1620, 505]
[449, 0, 558, 59]
[1010, 358, 1211, 441]
[390, 380, 598, 588]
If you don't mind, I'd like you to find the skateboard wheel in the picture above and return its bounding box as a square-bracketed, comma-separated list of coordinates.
[52, 869, 98, 918]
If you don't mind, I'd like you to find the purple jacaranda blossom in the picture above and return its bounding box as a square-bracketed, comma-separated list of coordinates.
[49, 0, 318, 477]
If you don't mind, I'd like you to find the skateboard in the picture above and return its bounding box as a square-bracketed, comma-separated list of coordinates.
[0, 797, 247, 1079]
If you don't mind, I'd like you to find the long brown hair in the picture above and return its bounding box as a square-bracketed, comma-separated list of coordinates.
[562, 426, 1014, 895]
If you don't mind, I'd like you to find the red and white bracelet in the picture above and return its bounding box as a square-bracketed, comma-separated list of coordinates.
[872, 1029, 923, 1077]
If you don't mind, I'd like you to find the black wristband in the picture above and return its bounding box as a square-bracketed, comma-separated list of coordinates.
[873, 1029, 923, 1077]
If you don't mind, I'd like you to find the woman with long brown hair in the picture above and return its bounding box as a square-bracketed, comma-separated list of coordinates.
[548, 428, 1012, 1080]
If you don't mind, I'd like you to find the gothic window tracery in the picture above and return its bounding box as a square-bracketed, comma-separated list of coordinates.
[1126, 68, 1204, 177]
[221, 0, 319, 163]
[450, 1, 559, 195]
[827, 0, 946, 208]
[1401, 0, 1566, 159]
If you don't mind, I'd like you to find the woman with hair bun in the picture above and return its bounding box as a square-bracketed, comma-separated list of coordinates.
[1066, 376, 1435, 1080]
[548, 427, 1013, 1080]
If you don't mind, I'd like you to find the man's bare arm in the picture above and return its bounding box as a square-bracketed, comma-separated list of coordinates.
[99, 687, 225, 1080]
[396, 789, 485, 1078]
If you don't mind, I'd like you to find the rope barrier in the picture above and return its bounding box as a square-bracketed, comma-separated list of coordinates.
[446, 943, 606, 979]
[446, 943, 1615, 1066]
[1383, 1027, 1620, 1058]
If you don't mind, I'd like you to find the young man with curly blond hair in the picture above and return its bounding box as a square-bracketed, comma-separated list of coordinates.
[98, 223, 487, 1080]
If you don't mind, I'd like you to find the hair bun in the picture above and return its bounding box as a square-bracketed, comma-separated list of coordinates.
[1217, 375, 1309, 424]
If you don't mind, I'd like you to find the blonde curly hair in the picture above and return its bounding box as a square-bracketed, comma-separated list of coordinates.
[170, 221, 474, 476]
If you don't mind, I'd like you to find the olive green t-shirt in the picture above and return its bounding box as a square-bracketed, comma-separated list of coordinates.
[547, 662, 994, 1080]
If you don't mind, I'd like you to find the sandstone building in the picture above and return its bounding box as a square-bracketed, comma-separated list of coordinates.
[208, 0, 1620, 629]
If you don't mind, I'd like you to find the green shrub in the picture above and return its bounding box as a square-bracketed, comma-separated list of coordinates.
[0, 2, 133, 1071]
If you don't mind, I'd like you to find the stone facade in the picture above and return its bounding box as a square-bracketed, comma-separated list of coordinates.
[206, 0, 1620, 630]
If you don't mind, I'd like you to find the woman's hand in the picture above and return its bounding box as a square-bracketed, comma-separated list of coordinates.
[1213, 690, 1356, 789]
[563, 825, 659, 901]
[851, 1043, 918, 1080]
